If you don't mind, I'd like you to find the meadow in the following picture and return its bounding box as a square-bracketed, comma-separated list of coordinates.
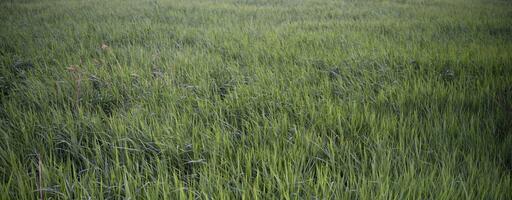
[1, 0, 511, 199]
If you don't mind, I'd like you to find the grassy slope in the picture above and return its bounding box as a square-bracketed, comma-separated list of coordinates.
[1, 0, 511, 199]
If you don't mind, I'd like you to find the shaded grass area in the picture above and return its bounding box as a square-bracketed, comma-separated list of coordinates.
[1, 0, 511, 199]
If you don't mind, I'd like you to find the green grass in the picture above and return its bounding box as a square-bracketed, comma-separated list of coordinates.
[1, 0, 511, 199]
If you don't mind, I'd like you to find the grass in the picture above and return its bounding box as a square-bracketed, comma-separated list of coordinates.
[1, 0, 511, 199]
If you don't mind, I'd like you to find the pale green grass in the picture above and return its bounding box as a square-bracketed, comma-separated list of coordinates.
[1, 0, 511, 199]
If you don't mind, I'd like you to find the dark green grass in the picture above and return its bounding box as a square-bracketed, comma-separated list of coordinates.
[1, 0, 511, 199]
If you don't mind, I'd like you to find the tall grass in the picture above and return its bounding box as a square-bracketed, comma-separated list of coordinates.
[1, 0, 511, 199]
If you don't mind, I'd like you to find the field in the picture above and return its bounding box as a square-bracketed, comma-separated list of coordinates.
[1, 0, 512, 199]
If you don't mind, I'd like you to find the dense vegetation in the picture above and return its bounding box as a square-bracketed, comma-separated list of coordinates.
[1, 0, 511, 199]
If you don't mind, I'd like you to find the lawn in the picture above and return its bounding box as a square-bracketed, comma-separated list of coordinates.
[1, 0, 511, 199]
